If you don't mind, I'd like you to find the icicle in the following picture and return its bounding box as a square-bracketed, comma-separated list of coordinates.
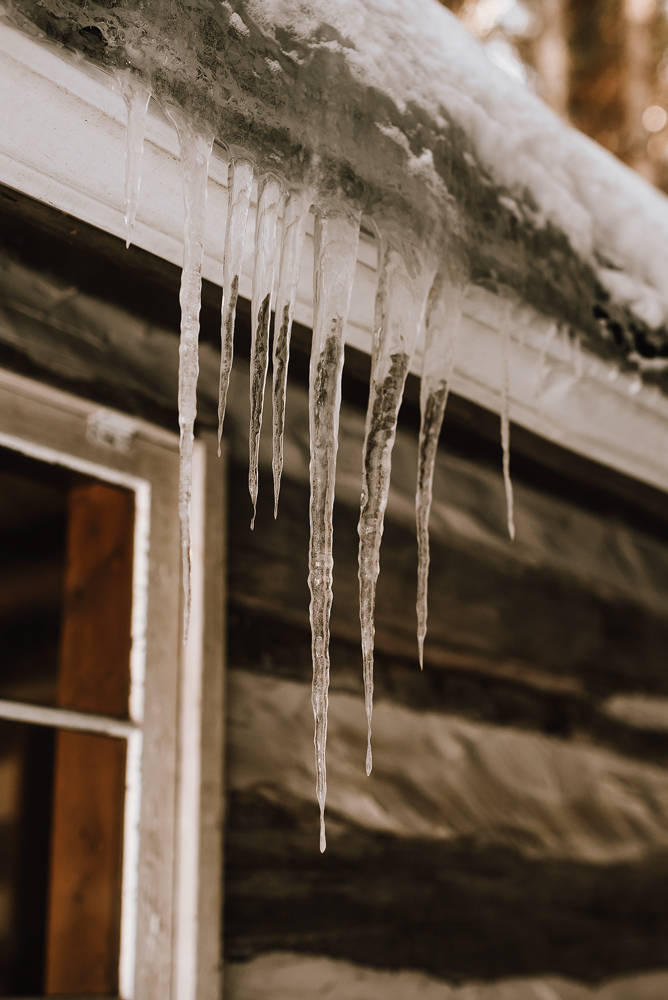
[117, 72, 151, 249]
[358, 236, 433, 775]
[218, 158, 254, 451]
[499, 301, 515, 541]
[416, 276, 465, 669]
[309, 204, 360, 852]
[164, 107, 212, 640]
[248, 174, 282, 528]
[272, 191, 309, 517]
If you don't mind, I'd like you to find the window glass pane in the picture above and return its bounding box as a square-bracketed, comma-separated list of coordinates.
[0, 449, 68, 707]
[0, 719, 54, 996]
[57, 481, 134, 719]
[0, 719, 125, 997]
[0, 446, 134, 719]
[0, 446, 135, 996]
[46, 728, 126, 997]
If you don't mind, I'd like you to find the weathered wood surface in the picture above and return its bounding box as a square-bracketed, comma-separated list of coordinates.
[224, 443, 668, 989]
[224, 667, 668, 984]
[228, 606, 668, 765]
[228, 461, 668, 705]
[3, 186, 668, 995]
[225, 789, 668, 983]
[226, 670, 668, 862]
[226, 954, 668, 1000]
[3, 185, 668, 535]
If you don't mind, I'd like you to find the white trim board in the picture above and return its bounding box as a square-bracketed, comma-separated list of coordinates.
[2, 22, 668, 495]
[0, 698, 139, 738]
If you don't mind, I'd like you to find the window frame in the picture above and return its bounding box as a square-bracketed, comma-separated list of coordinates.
[0, 366, 225, 1000]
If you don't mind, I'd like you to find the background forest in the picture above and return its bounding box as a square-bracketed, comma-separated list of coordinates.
[444, 0, 668, 192]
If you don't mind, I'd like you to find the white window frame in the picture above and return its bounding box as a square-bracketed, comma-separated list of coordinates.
[0, 366, 225, 1000]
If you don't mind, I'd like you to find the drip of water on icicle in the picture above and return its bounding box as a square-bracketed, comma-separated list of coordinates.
[309, 203, 360, 852]
[116, 71, 151, 249]
[272, 191, 309, 517]
[248, 174, 282, 528]
[218, 158, 254, 451]
[416, 276, 465, 669]
[358, 234, 434, 775]
[164, 106, 212, 641]
[499, 300, 516, 541]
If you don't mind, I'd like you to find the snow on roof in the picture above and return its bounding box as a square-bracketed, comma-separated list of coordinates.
[249, 0, 668, 330]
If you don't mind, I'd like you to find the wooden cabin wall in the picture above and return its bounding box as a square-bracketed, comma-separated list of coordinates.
[1, 189, 668, 997]
[221, 371, 668, 996]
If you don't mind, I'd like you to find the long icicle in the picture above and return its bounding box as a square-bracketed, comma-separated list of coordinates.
[164, 107, 212, 640]
[118, 73, 151, 249]
[249, 174, 282, 528]
[309, 204, 360, 853]
[499, 300, 516, 541]
[218, 158, 254, 451]
[272, 191, 309, 517]
[358, 236, 433, 775]
[416, 276, 465, 668]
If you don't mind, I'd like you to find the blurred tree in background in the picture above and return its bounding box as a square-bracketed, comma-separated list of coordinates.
[441, 0, 668, 191]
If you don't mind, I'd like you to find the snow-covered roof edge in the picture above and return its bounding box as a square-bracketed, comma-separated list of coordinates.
[6, 0, 668, 393]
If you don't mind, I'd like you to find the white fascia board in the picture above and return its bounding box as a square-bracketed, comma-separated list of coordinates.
[1, 23, 668, 495]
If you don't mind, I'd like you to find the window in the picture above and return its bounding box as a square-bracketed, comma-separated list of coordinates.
[0, 368, 225, 1000]
[0, 449, 134, 995]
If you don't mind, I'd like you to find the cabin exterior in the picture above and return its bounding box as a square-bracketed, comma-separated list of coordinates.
[1, 3, 668, 999]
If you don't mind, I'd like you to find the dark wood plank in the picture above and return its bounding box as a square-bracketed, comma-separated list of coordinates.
[228, 463, 668, 701]
[228, 605, 668, 766]
[224, 789, 668, 984]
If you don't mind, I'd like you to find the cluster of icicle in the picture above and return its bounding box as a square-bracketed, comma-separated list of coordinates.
[118, 74, 516, 853]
